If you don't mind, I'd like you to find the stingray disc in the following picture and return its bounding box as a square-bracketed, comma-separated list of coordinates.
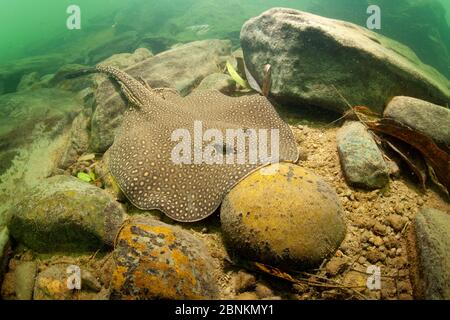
[109, 89, 299, 222]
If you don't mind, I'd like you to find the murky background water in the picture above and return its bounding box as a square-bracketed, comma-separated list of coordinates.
[1, 0, 449, 93]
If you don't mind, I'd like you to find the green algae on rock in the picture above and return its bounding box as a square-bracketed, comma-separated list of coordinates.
[111, 216, 219, 300]
[8, 175, 127, 252]
[221, 163, 346, 270]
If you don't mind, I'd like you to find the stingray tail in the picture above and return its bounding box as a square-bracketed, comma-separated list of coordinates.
[62, 65, 151, 108]
[62, 67, 98, 79]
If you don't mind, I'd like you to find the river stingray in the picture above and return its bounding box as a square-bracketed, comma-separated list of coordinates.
[85, 65, 299, 222]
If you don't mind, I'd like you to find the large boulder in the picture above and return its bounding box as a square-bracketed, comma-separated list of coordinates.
[111, 216, 219, 300]
[308, 0, 450, 79]
[195, 73, 236, 94]
[337, 121, 389, 189]
[0, 88, 83, 229]
[8, 175, 127, 252]
[384, 96, 450, 152]
[0, 54, 68, 94]
[221, 163, 346, 270]
[100, 48, 153, 69]
[56, 87, 97, 170]
[241, 8, 450, 114]
[89, 40, 232, 152]
[407, 208, 450, 300]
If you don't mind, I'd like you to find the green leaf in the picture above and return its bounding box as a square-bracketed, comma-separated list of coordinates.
[226, 61, 249, 88]
[88, 170, 96, 181]
[77, 172, 92, 183]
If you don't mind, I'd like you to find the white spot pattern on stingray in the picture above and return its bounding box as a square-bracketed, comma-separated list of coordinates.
[96, 64, 299, 222]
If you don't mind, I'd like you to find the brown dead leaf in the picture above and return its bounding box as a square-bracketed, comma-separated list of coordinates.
[382, 138, 427, 190]
[367, 119, 450, 194]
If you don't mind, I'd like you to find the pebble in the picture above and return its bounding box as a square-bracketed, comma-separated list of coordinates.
[366, 249, 386, 264]
[255, 282, 274, 299]
[236, 292, 259, 300]
[373, 222, 387, 236]
[387, 214, 406, 232]
[234, 271, 256, 293]
[325, 257, 348, 276]
[369, 236, 384, 247]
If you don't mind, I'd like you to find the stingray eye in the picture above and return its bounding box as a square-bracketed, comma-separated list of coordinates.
[214, 143, 235, 155]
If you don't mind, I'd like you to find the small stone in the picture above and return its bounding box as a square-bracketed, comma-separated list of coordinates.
[399, 293, 413, 300]
[337, 121, 389, 189]
[358, 256, 367, 265]
[388, 248, 397, 258]
[14, 261, 37, 300]
[262, 296, 282, 300]
[366, 249, 386, 264]
[234, 271, 256, 293]
[321, 290, 341, 300]
[325, 257, 348, 276]
[369, 236, 384, 247]
[343, 271, 367, 293]
[81, 269, 102, 292]
[34, 265, 75, 300]
[255, 282, 274, 299]
[387, 215, 406, 232]
[397, 281, 411, 293]
[386, 159, 401, 178]
[235, 292, 259, 300]
[373, 222, 387, 236]
[1, 271, 15, 300]
[292, 283, 308, 294]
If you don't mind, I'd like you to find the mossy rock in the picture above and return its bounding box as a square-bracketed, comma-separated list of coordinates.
[111, 216, 219, 300]
[8, 175, 127, 252]
[221, 163, 346, 270]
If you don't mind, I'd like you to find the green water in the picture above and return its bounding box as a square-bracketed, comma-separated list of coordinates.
[1, 0, 449, 86]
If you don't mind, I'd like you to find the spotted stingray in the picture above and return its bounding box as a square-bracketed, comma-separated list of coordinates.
[89, 65, 299, 222]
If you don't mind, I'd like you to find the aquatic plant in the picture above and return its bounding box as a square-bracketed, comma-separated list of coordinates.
[77, 171, 95, 183]
[226, 61, 249, 88]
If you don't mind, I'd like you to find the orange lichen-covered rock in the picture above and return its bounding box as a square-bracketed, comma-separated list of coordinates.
[111, 216, 219, 300]
[221, 163, 346, 270]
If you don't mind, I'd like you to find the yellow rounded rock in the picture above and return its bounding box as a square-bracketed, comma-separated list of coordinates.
[111, 216, 219, 300]
[221, 163, 346, 270]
